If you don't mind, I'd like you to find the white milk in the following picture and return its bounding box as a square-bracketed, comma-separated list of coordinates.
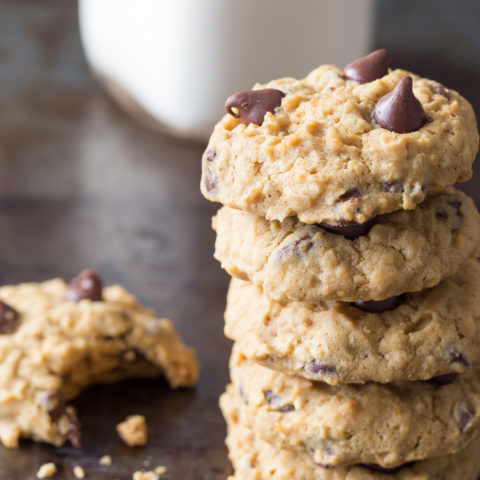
[79, 0, 374, 141]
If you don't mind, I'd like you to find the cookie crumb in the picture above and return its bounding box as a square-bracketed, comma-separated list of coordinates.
[99, 455, 112, 466]
[36, 462, 57, 479]
[155, 466, 167, 475]
[117, 415, 147, 447]
[73, 465, 85, 478]
[132, 472, 158, 480]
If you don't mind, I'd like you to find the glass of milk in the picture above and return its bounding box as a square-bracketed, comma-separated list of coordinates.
[79, 0, 374, 141]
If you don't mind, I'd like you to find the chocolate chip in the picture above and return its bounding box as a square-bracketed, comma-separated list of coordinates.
[383, 182, 404, 193]
[457, 404, 475, 432]
[362, 463, 413, 474]
[428, 373, 458, 386]
[277, 404, 295, 413]
[447, 201, 462, 217]
[0, 301, 19, 334]
[205, 149, 216, 162]
[434, 85, 451, 100]
[65, 269, 103, 303]
[339, 189, 362, 202]
[263, 390, 295, 412]
[352, 295, 403, 313]
[204, 172, 217, 193]
[225, 89, 285, 126]
[277, 234, 314, 260]
[372, 76, 427, 133]
[451, 351, 471, 368]
[344, 49, 391, 83]
[318, 218, 375, 240]
[307, 361, 337, 376]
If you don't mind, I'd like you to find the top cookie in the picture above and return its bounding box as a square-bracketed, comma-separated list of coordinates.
[201, 53, 478, 224]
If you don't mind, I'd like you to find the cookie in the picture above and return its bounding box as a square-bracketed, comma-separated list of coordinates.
[0, 271, 198, 448]
[221, 390, 480, 480]
[201, 57, 478, 224]
[227, 345, 480, 468]
[213, 188, 480, 303]
[225, 257, 480, 384]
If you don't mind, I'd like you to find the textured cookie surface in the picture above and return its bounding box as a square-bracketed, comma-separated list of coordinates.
[225, 258, 480, 384]
[221, 391, 480, 480]
[201, 65, 478, 224]
[227, 345, 480, 468]
[214, 189, 480, 302]
[0, 278, 198, 448]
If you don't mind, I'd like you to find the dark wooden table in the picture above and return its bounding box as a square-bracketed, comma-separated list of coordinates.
[0, 2, 478, 479]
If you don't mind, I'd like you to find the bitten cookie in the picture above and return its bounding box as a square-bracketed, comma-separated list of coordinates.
[214, 188, 480, 303]
[227, 345, 480, 468]
[221, 390, 480, 480]
[201, 53, 478, 224]
[225, 257, 480, 384]
[0, 270, 198, 448]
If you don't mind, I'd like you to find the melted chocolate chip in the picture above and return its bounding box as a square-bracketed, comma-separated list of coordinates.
[204, 172, 217, 192]
[372, 76, 427, 133]
[344, 49, 391, 83]
[65, 269, 103, 303]
[362, 463, 413, 474]
[434, 85, 451, 100]
[307, 361, 337, 376]
[0, 301, 20, 334]
[205, 149, 216, 162]
[339, 189, 363, 202]
[318, 218, 375, 240]
[458, 404, 475, 432]
[225, 89, 285, 126]
[352, 295, 403, 313]
[451, 351, 471, 368]
[428, 373, 458, 386]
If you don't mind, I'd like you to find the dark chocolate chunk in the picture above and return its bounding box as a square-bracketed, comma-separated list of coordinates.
[205, 149, 216, 162]
[451, 351, 471, 368]
[458, 404, 475, 432]
[352, 295, 403, 313]
[307, 361, 337, 376]
[65, 269, 103, 303]
[225, 89, 285, 126]
[428, 373, 458, 386]
[372, 76, 427, 133]
[434, 85, 451, 100]
[318, 218, 375, 240]
[0, 301, 20, 334]
[339, 189, 363, 202]
[344, 49, 391, 83]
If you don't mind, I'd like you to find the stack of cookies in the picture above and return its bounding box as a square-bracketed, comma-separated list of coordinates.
[200, 50, 480, 479]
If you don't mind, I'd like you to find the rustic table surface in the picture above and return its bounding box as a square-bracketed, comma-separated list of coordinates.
[0, 2, 479, 479]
